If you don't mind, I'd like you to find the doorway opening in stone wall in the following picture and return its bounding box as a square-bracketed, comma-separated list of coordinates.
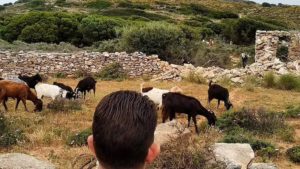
[276, 36, 290, 62]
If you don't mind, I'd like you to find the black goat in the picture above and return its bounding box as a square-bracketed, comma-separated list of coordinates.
[208, 81, 232, 110]
[75, 77, 97, 99]
[162, 92, 216, 134]
[18, 73, 42, 89]
[53, 82, 73, 92]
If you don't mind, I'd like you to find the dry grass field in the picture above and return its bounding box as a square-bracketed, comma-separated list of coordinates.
[1, 78, 300, 168]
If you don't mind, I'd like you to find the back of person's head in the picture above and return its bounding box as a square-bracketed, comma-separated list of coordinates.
[88, 90, 159, 169]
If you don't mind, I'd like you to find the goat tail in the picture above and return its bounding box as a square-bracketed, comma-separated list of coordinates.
[209, 80, 213, 87]
[140, 82, 145, 93]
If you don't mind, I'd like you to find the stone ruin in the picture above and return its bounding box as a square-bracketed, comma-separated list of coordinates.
[255, 30, 300, 63]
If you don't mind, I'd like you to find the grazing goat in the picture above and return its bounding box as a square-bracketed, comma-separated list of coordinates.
[162, 92, 216, 134]
[208, 81, 233, 110]
[74, 77, 97, 99]
[35, 83, 74, 100]
[53, 82, 73, 93]
[140, 83, 183, 109]
[0, 81, 43, 112]
[18, 73, 43, 89]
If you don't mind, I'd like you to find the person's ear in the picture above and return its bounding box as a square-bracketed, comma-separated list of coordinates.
[145, 143, 160, 163]
[87, 135, 96, 155]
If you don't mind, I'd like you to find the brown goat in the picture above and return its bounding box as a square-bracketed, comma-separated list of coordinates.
[0, 81, 43, 112]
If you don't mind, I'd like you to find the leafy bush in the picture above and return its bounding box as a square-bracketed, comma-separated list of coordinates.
[184, 71, 206, 84]
[244, 75, 260, 92]
[263, 72, 276, 88]
[79, 16, 123, 45]
[121, 22, 199, 64]
[150, 135, 225, 169]
[47, 99, 82, 112]
[286, 146, 300, 163]
[0, 114, 26, 147]
[221, 18, 282, 45]
[0, 5, 5, 11]
[54, 72, 67, 78]
[1, 12, 81, 44]
[283, 105, 300, 118]
[276, 74, 300, 91]
[67, 128, 92, 147]
[95, 62, 127, 81]
[118, 1, 150, 10]
[101, 8, 170, 21]
[86, 0, 112, 10]
[217, 108, 287, 135]
[192, 41, 231, 68]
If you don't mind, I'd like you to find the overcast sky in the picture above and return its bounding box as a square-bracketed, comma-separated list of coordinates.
[1, 0, 300, 5]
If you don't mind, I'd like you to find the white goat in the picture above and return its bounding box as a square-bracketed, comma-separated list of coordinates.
[35, 83, 70, 100]
[140, 83, 183, 109]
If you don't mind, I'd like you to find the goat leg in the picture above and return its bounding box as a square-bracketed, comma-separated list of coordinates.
[192, 116, 199, 134]
[21, 99, 28, 112]
[188, 114, 191, 127]
[3, 100, 8, 111]
[15, 99, 20, 111]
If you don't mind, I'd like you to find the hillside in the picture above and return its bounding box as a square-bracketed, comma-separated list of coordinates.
[0, 0, 299, 68]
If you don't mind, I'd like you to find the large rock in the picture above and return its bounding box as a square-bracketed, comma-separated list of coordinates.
[249, 163, 278, 169]
[154, 120, 190, 145]
[213, 143, 255, 169]
[0, 153, 55, 169]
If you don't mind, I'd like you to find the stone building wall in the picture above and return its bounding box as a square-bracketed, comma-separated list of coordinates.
[255, 30, 300, 62]
[0, 51, 163, 78]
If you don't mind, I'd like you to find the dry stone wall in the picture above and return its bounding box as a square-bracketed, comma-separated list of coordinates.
[0, 51, 162, 78]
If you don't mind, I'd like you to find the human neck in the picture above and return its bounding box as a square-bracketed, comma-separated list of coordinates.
[97, 161, 146, 169]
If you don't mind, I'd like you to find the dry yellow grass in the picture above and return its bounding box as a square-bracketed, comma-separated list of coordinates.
[0, 78, 300, 168]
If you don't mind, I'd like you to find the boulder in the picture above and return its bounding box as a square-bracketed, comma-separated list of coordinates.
[249, 163, 278, 169]
[154, 120, 190, 145]
[0, 153, 55, 169]
[213, 143, 255, 169]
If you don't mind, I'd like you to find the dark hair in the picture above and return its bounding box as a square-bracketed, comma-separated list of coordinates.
[92, 90, 157, 169]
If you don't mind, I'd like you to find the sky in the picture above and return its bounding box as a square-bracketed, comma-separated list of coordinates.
[1, 0, 300, 5]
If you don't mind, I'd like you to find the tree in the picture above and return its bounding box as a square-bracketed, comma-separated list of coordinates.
[79, 16, 122, 45]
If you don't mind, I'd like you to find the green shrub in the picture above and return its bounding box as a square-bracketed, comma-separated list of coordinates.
[0, 114, 26, 147]
[244, 75, 260, 92]
[79, 16, 123, 45]
[67, 128, 92, 147]
[0, 5, 5, 11]
[277, 74, 300, 91]
[286, 146, 300, 163]
[118, 1, 150, 10]
[47, 99, 82, 112]
[54, 72, 67, 78]
[217, 108, 286, 135]
[263, 72, 276, 88]
[95, 39, 123, 52]
[184, 71, 206, 84]
[101, 9, 169, 21]
[121, 23, 201, 64]
[283, 105, 300, 118]
[221, 18, 282, 45]
[150, 135, 226, 169]
[86, 0, 112, 10]
[95, 62, 127, 81]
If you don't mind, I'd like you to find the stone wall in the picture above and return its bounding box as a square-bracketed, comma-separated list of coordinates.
[255, 30, 300, 62]
[0, 51, 162, 78]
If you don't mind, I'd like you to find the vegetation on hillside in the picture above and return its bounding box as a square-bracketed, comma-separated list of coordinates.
[0, 0, 296, 67]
